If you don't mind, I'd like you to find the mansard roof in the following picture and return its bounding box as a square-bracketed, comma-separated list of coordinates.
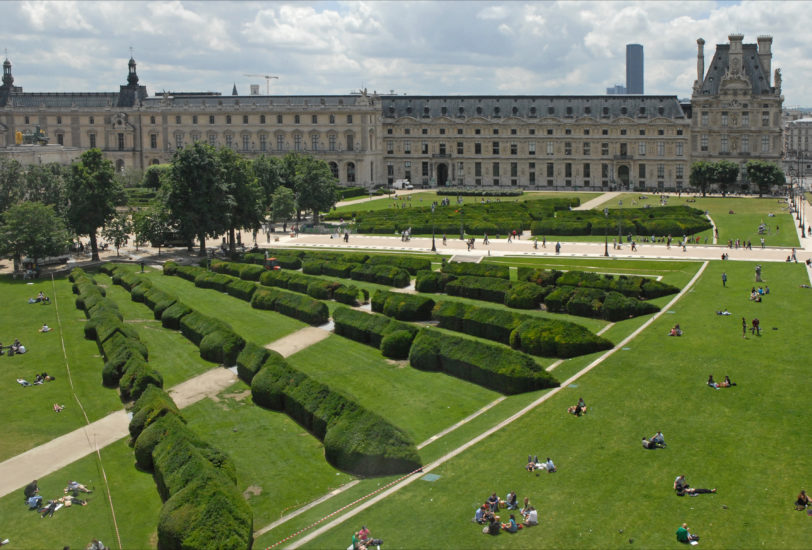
[141, 94, 369, 108]
[697, 43, 773, 96]
[381, 95, 687, 121]
[0, 86, 147, 108]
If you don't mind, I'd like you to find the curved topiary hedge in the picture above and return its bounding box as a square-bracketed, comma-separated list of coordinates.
[333, 306, 418, 354]
[250, 287, 329, 325]
[366, 254, 431, 275]
[444, 275, 512, 304]
[251, 354, 421, 475]
[408, 328, 559, 394]
[441, 261, 510, 279]
[200, 330, 246, 366]
[350, 264, 411, 288]
[372, 290, 435, 321]
[225, 278, 257, 301]
[235, 342, 270, 384]
[415, 270, 456, 293]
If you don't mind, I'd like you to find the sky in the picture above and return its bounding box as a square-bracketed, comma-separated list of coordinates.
[3, 1, 812, 106]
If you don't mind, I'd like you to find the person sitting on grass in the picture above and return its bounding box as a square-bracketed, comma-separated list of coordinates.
[544, 457, 556, 473]
[39, 324, 52, 333]
[676, 523, 699, 543]
[474, 504, 488, 524]
[357, 526, 371, 545]
[720, 376, 735, 388]
[650, 431, 666, 447]
[795, 490, 811, 510]
[520, 497, 531, 516]
[568, 398, 587, 416]
[669, 324, 683, 336]
[53, 403, 65, 413]
[522, 507, 538, 526]
[23, 480, 39, 500]
[502, 514, 519, 533]
[642, 437, 656, 449]
[487, 492, 500, 512]
[505, 491, 518, 510]
[708, 375, 721, 390]
[674, 475, 716, 496]
[486, 516, 501, 535]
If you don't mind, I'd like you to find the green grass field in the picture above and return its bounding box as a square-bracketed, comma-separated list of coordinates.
[295, 260, 812, 550]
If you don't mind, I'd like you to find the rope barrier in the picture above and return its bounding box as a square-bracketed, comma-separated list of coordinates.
[264, 467, 424, 549]
[52, 274, 123, 550]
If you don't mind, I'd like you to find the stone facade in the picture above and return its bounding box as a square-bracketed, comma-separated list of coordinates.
[1, 35, 783, 192]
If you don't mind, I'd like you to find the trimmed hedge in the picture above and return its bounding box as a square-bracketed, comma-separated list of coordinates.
[200, 330, 246, 366]
[372, 290, 435, 321]
[517, 267, 562, 287]
[432, 300, 612, 358]
[441, 261, 510, 279]
[250, 287, 329, 325]
[179, 311, 233, 346]
[350, 264, 411, 288]
[365, 254, 431, 275]
[225, 278, 257, 301]
[161, 302, 192, 329]
[129, 385, 183, 441]
[144, 288, 178, 319]
[504, 282, 549, 309]
[235, 342, 271, 384]
[415, 270, 456, 293]
[333, 284, 364, 306]
[444, 276, 512, 304]
[408, 328, 559, 394]
[333, 306, 417, 356]
[543, 285, 662, 321]
[251, 354, 421, 475]
[194, 271, 232, 293]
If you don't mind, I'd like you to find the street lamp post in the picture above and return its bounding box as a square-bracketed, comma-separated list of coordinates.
[603, 208, 609, 257]
[459, 204, 465, 240]
[431, 202, 437, 252]
[617, 199, 623, 245]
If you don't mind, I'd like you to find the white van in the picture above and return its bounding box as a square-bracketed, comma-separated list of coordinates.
[393, 179, 413, 190]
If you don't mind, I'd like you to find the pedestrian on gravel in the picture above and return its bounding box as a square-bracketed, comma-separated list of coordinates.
[555, 242, 561, 255]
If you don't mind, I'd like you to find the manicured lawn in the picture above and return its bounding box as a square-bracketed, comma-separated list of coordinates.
[285, 334, 501, 443]
[0, 276, 124, 461]
[140, 271, 309, 344]
[180, 381, 355, 530]
[330, 191, 601, 216]
[0, 436, 161, 550]
[598, 193, 799, 247]
[303, 260, 812, 549]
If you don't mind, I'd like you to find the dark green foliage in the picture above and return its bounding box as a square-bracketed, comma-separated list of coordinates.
[251, 287, 329, 325]
[335, 185, 367, 199]
[161, 302, 192, 329]
[235, 342, 270, 384]
[333, 306, 417, 349]
[436, 189, 524, 197]
[333, 284, 362, 306]
[432, 300, 611, 358]
[531, 205, 712, 236]
[162, 261, 178, 276]
[365, 254, 431, 275]
[543, 286, 577, 313]
[144, 288, 178, 319]
[641, 279, 680, 299]
[509, 318, 613, 358]
[251, 356, 421, 475]
[444, 275, 512, 304]
[174, 264, 205, 282]
[504, 281, 548, 309]
[179, 311, 232, 346]
[322, 261, 357, 279]
[129, 385, 182, 441]
[302, 259, 325, 275]
[259, 268, 291, 288]
[565, 287, 606, 317]
[306, 279, 342, 300]
[194, 271, 232, 292]
[441, 261, 510, 279]
[408, 328, 559, 394]
[517, 267, 563, 286]
[133, 413, 184, 472]
[351, 263, 411, 287]
[119, 357, 164, 401]
[225, 278, 257, 301]
[602, 291, 660, 321]
[373, 290, 435, 321]
[130, 282, 151, 302]
[101, 331, 149, 362]
[414, 270, 456, 293]
[84, 312, 129, 342]
[200, 330, 246, 365]
[380, 330, 414, 359]
[118, 270, 149, 291]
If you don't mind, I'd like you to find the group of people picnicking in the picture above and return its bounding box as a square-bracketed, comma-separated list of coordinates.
[707, 375, 735, 390]
[641, 432, 667, 450]
[525, 455, 556, 473]
[567, 397, 587, 416]
[2, 338, 28, 356]
[23, 479, 92, 519]
[473, 492, 539, 535]
[28, 291, 50, 305]
[350, 525, 382, 550]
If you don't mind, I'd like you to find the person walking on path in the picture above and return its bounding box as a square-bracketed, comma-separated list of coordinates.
[742, 317, 747, 339]
[555, 242, 561, 255]
[722, 272, 727, 287]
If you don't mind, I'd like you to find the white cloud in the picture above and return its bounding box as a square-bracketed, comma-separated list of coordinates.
[2, 1, 811, 104]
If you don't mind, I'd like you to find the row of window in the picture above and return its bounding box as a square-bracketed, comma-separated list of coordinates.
[385, 141, 685, 157]
[386, 127, 685, 137]
[148, 114, 355, 126]
[698, 134, 771, 153]
[149, 132, 355, 153]
[389, 104, 670, 118]
[388, 161, 685, 179]
[699, 110, 771, 128]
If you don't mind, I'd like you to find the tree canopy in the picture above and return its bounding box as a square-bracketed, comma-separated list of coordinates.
[66, 149, 122, 261]
[689, 161, 716, 197]
[714, 160, 740, 197]
[746, 160, 786, 197]
[0, 201, 70, 270]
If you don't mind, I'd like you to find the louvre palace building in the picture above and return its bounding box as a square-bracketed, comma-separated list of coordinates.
[0, 34, 783, 192]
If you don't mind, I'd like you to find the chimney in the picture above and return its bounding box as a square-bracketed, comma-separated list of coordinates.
[757, 35, 772, 84]
[696, 38, 705, 82]
[728, 33, 744, 77]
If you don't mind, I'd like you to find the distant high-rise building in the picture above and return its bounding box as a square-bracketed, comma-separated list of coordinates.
[626, 44, 644, 94]
[606, 84, 627, 95]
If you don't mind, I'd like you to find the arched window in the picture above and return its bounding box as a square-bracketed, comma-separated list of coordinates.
[329, 162, 339, 179]
[346, 162, 356, 183]
[151, 158, 160, 165]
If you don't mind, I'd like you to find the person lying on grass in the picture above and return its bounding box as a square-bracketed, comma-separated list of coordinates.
[53, 403, 64, 412]
[674, 475, 716, 496]
[64, 481, 91, 494]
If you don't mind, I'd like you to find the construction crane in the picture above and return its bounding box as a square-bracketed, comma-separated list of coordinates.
[244, 74, 279, 95]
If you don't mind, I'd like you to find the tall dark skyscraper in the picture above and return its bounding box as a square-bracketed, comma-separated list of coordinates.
[626, 44, 644, 94]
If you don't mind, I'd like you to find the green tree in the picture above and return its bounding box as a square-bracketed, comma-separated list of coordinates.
[133, 204, 172, 256]
[252, 155, 283, 214]
[270, 186, 296, 229]
[165, 142, 228, 255]
[689, 161, 715, 197]
[143, 164, 171, 190]
[746, 160, 786, 198]
[0, 158, 25, 214]
[102, 211, 133, 257]
[293, 155, 337, 220]
[66, 149, 122, 261]
[218, 147, 263, 255]
[0, 202, 70, 271]
[714, 160, 740, 197]
[24, 163, 70, 217]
